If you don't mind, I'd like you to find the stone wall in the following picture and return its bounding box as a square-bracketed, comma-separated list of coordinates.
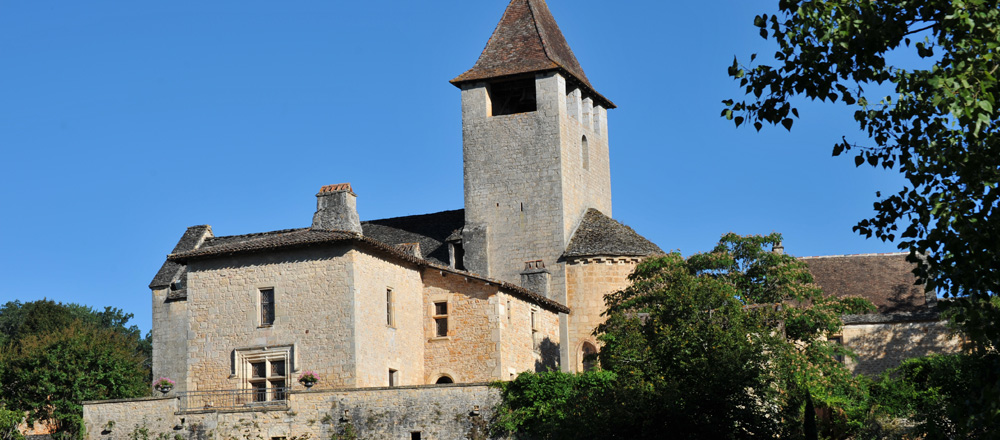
[423, 270, 502, 383]
[177, 245, 424, 394]
[500, 292, 561, 379]
[83, 384, 502, 440]
[564, 257, 639, 372]
[152, 287, 190, 393]
[421, 270, 562, 383]
[842, 317, 964, 375]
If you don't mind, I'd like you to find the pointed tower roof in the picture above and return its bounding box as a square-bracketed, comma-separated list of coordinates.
[451, 0, 615, 109]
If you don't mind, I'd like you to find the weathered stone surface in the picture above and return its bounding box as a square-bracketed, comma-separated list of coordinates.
[83, 384, 504, 440]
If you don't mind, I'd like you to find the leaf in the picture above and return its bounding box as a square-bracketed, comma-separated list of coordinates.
[754, 121, 763, 131]
[781, 118, 793, 131]
[855, 156, 864, 167]
[735, 116, 745, 128]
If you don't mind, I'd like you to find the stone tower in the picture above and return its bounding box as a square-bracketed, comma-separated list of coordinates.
[451, 0, 615, 300]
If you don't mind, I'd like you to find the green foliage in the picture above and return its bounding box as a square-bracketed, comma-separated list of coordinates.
[0, 300, 151, 439]
[871, 353, 1000, 438]
[490, 370, 621, 439]
[0, 408, 26, 440]
[724, 0, 999, 343]
[492, 233, 876, 439]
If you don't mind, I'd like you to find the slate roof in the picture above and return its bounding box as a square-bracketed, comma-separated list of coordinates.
[801, 253, 933, 314]
[361, 209, 465, 265]
[451, 0, 615, 109]
[150, 209, 569, 314]
[149, 225, 212, 289]
[564, 209, 663, 258]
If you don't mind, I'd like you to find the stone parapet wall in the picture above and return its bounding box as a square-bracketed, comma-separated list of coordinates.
[83, 384, 503, 440]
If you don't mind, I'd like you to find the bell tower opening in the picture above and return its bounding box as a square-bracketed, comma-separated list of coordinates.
[489, 77, 537, 116]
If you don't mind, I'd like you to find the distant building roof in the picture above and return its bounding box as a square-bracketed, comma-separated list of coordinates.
[564, 209, 663, 259]
[801, 252, 932, 314]
[450, 0, 614, 109]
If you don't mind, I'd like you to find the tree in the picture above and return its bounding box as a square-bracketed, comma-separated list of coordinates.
[0, 300, 151, 439]
[491, 233, 874, 439]
[723, 0, 999, 345]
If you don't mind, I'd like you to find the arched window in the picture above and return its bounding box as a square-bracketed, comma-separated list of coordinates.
[581, 342, 598, 372]
[435, 375, 454, 384]
[581, 135, 590, 170]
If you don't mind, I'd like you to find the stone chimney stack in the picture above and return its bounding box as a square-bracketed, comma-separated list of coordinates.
[520, 260, 551, 298]
[311, 183, 362, 234]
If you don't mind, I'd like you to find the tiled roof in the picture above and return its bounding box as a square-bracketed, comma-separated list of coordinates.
[801, 253, 932, 314]
[564, 209, 663, 258]
[149, 225, 212, 289]
[361, 209, 465, 265]
[319, 183, 354, 194]
[451, 0, 614, 109]
[154, 210, 569, 314]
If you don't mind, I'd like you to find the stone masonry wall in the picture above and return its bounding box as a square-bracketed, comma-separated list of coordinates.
[84, 384, 503, 440]
[184, 246, 357, 393]
[152, 287, 190, 393]
[842, 320, 963, 375]
[499, 292, 561, 379]
[350, 250, 425, 387]
[180, 245, 424, 394]
[422, 270, 502, 383]
[564, 257, 639, 372]
[461, 73, 570, 305]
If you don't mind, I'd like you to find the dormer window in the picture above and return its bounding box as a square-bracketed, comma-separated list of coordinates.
[489, 78, 536, 116]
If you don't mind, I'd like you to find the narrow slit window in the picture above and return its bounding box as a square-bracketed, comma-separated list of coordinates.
[389, 369, 399, 387]
[260, 288, 275, 326]
[581, 135, 590, 170]
[386, 288, 395, 327]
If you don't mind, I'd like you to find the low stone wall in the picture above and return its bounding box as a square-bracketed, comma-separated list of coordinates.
[84, 383, 502, 440]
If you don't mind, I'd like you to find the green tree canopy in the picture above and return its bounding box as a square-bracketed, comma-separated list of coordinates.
[0, 300, 151, 439]
[723, 0, 999, 345]
[492, 233, 875, 439]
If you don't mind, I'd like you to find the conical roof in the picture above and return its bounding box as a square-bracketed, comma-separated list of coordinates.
[451, 0, 614, 109]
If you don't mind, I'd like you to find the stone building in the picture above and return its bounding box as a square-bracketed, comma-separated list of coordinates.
[81, 0, 955, 438]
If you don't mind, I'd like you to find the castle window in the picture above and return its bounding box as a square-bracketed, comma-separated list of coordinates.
[435, 375, 454, 384]
[489, 78, 536, 116]
[245, 355, 287, 402]
[581, 135, 590, 170]
[389, 369, 399, 387]
[386, 288, 395, 328]
[434, 302, 449, 337]
[531, 308, 540, 350]
[259, 288, 275, 327]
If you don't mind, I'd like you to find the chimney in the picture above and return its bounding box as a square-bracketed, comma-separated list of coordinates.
[772, 241, 784, 255]
[311, 183, 362, 234]
[520, 260, 551, 298]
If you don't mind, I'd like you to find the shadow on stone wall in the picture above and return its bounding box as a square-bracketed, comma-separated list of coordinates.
[848, 320, 963, 376]
[535, 337, 559, 372]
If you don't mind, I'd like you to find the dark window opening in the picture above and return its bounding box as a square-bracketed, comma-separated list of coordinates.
[389, 369, 399, 387]
[436, 376, 454, 384]
[411, 433, 422, 440]
[434, 301, 449, 337]
[260, 289, 275, 326]
[490, 78, 536, 116]
[582, 342, 598, 372]
[453, 242, 466, 271]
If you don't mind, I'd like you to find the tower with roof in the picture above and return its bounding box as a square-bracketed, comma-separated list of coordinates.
[450, 0, 661, 370]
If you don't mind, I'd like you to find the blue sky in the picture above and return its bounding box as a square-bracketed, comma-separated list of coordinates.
[0, 1, 906, 333]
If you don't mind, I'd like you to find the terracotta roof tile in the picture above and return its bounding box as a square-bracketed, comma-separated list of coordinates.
[319, 183, 353, 194]
[451, 0, 614, 109]
[801, 253, 932, 314]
